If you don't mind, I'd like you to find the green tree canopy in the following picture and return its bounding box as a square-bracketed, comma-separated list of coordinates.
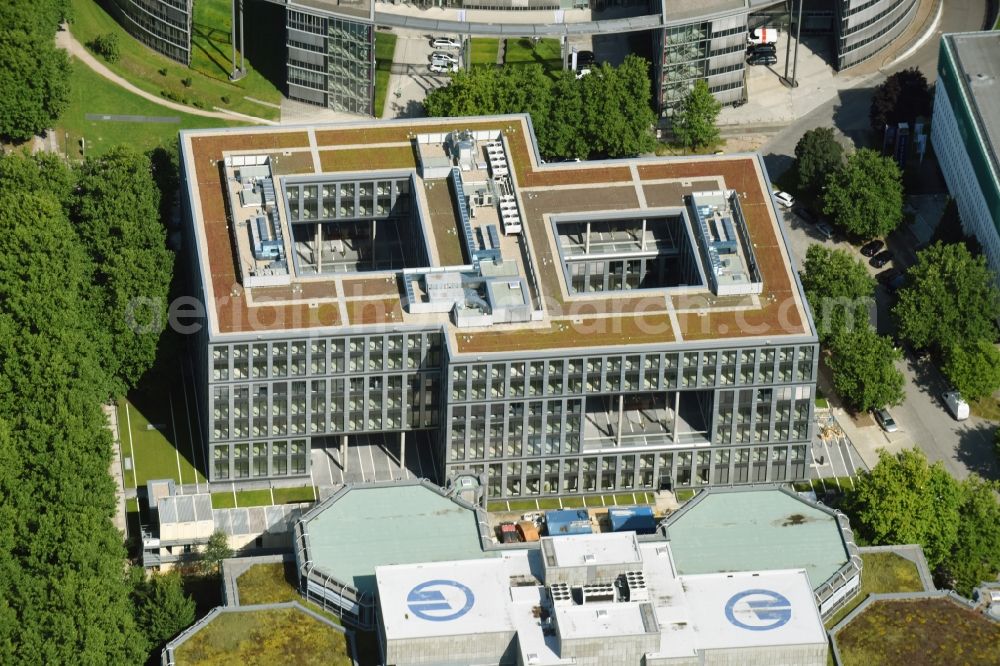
[0, 27, 71, 142]
[72, 146, 174, 394]
[847, 449, 962, 568]
[942, 339, 1000, 400]
[828, 326, 904, 412]
[134, 571, 196, 649]
[424, 56, 655, 160]
[822, 148, 904, 238]
[800, 244, 875, 342]
[869, 67, 933, 134]
[202, 530, 234, 575]
[947, 476, 1000, 596]
[671, 79, 722, 151]
[893, 241, 1000, 351]
[794, 127, 844, 196]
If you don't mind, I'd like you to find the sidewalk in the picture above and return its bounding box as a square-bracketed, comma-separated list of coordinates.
[103, 403, 128, 536]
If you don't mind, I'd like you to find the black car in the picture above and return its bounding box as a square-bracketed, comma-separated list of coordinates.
[794, 206, 817, 225]
[750, 42, 777, 55]
[869, 250, 893, 268]
[860, 239, 885, 257]
[575, 50, 595, 69]
[747, 52, 778, 66]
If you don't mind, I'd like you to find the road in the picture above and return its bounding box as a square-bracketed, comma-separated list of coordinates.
[760, 0, 997, 481]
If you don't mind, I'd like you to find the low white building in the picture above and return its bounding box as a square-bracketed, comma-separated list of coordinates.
[375, 532, 828, 666]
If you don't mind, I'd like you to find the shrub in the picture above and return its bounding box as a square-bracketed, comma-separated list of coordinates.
[181, 77, 192, 88]
[220, 95, 231, 105]
[90, 33, 120, 64]
[158, 67, 167, 76]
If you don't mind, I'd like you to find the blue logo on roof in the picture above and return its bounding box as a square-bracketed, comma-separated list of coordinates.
[407, 580, 475, 622]
[725, 589, 792, 631]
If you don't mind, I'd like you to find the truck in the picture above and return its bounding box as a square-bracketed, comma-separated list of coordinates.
[748, 27, 779, 45]
[942, 391, 970, 420]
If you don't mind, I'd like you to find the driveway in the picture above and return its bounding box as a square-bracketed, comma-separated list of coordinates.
[382, 31, 461, 119]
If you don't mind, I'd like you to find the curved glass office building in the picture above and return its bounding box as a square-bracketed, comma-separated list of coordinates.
[107, 0, 193, 65]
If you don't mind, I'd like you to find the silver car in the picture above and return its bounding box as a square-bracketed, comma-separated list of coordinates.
[874, 408, 898, 433]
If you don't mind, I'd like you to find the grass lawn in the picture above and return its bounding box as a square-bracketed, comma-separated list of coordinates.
[825, 552, 923, 628]
[58, 59, 238, 158]
[836, 597, 1000, 665]
[373, 31, 397, 118]
[970, 394, 1000, 421]
[118, 383, 206, 489]
[69, 0, 280, 121]
[273, 486, 317, 504]
[470, 38, 500, 66]
[174, 607, 351, 666]
[504, 38, 563, 75]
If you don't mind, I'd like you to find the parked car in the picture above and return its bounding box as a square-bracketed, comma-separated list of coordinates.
[794, 206, 817, 225]
[429, 63, 458, 74]
[575, 50, 595, 68]
[772, 190, 794, 208]
[869, 250, 893, 268]
[747, 52, 778, 66]
[886, 272, 906, 292]
[816, 222, 835, 239]
[431, 51, 459, 64]
[860, 239, 884, 257]
[874, 407, 898, 433]
[750, 42, 777, 55]
[942, 391, 970, 420]
[431, 37, 461, 50]
[877, 267, 901, 283]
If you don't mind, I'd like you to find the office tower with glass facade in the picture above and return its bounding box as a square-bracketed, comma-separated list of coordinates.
[834, 0, 918, 69]
[107, 0, 193, 64]
[179, 115, 818, 501]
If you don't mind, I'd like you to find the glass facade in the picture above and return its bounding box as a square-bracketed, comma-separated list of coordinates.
[108, 0, 192, 64]
[287, 8, 374, 116]
[835, 0, 918, 69]
[655, 13, 748, 119]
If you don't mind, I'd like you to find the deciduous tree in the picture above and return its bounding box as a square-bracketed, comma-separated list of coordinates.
[822, 148, 903, 238]
[794, 127, 843, 196]
[0, 28, 70, 142]
[202, 530, 233, 575]
[893, 241, 1000, 351]
[670, 79, 721, 151]
[800, 244, 875, 342]
[942, 339, 1000, 401]
[847, 449, 962, 568]
[828, 326, 904, 413]
[134, 571, 196, 648]
[947, 476, 1000, 597]
[870, 67, 933, 134]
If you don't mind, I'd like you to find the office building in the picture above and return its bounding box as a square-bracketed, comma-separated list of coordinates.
[931, 31, 1000, 277]
[179, 114, 818, 505]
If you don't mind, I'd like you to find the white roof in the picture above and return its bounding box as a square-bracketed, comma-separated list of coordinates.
[376, 559, 515, 640]
[681, 569, 826, 649]
[555, 602, 653, 639]
[543, 532, 642, 568]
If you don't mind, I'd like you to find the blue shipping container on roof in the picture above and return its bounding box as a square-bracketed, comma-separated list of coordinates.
[608, 506, 657, 534]
[545, 509, 592, 536]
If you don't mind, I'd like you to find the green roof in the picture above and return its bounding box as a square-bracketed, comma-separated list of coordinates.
[666, 489, 849, 589]
[303, 484, 489, 596]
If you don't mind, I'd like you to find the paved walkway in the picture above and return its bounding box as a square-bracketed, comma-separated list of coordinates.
[103, 403, 128, 535]
[55, 27, 276, 125]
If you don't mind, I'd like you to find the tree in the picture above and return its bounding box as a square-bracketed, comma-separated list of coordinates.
[870, 67, 933, 134]
[893, 241, 1000, 351]
[541, 70, 588, 160]
[0, 27, 71, 142]
[800, 244, 875, 342]
[942, 339, 1000, 400]
[72, 146, 174, 394]
[946, 476, 1000, 596]
[201, 530, 233, 575]
[847, 449, 962, 568]
[794, 127, 843, 196]
[583, 55, 655, 157]
[822, 148, 903, 238]
[89, 33, 120, 64]
[671, 79, 721, 151]
[828, 326, 904, 412]
[134, 571, 196, 648]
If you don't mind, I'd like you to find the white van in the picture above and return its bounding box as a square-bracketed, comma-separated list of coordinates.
[942, 391, 970, 420]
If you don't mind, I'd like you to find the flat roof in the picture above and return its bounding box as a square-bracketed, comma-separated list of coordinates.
[180, 115, 813, 352]
[542, 532, 642, 568]
[554, 602, 655, 639]
[300, 483, 488, 596]
[376, 558, 515, 640]
[680, 569, 826, 649]
[946, 32, 1000, 179]
[664, 489, 849, 589]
